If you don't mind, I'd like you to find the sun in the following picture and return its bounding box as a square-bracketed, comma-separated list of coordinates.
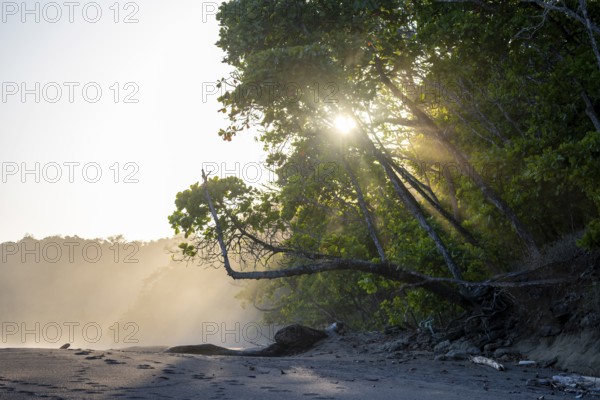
[334, 115, 356, 134]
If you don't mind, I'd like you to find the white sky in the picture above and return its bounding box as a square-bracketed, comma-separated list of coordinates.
[0, 0, 267, 243]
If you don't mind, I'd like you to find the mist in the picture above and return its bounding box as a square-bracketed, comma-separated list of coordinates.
[0, 236, 270, 350]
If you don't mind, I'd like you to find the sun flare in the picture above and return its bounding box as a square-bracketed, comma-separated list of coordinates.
[334, 115, 356, 134]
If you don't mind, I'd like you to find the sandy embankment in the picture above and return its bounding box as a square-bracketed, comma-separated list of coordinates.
[0, 334, 575, 399]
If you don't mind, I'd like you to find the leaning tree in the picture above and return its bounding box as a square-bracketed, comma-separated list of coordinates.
[170, 0, 600, 327]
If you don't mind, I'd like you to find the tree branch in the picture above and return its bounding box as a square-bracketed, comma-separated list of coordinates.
[342, 157, 387, 262]
[523, 0, 600, 35]
[579, 0, 600, 71]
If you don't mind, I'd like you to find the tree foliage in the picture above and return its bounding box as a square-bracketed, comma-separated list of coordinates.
[170, 0, 600, 329]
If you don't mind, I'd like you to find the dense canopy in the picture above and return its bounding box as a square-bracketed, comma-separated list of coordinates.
[170, 0, 600, 329]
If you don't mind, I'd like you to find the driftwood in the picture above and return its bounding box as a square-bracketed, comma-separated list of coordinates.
[470, 356, 505, 371]
[552, 374, 600, 395]
[166, 324, 327, 357]
[528, 374, 600, 396]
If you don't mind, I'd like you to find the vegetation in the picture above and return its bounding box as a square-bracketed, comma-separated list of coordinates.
[170, 0, 600, 330]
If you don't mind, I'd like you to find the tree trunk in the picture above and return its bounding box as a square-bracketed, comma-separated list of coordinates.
[359, 133, 464, 281]
[342, 157, 387, 262]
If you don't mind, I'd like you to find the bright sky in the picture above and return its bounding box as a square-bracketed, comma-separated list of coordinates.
[0, 0, 267, 243]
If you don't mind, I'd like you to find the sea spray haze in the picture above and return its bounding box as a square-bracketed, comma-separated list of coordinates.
[0, 236, 266, 349]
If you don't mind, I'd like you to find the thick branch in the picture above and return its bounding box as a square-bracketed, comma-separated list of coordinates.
[199, 168, 573, 311]
[201, 170, 470, 308]
[228, 258, 472, 308]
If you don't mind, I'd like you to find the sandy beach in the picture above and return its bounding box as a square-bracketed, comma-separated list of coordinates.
[0, 334, 571, 399]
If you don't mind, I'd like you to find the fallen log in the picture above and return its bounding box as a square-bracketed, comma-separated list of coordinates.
[470, 356, 505, 371]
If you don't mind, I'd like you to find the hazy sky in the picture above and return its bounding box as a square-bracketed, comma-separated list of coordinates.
[0, 0, 266, 243]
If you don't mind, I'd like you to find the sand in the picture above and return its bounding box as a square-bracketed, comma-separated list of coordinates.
[0, 334, 572, 399]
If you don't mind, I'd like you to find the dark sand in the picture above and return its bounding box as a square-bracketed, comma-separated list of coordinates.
[0, 334, 574, 399]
